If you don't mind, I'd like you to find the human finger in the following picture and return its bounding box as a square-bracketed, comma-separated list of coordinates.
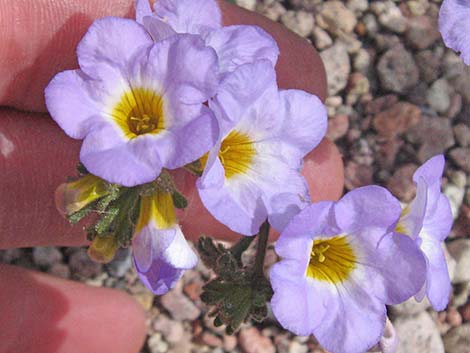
[0, 0, 325, 111]
[0, 108, 342, 248]
[0, 264, 146, 353]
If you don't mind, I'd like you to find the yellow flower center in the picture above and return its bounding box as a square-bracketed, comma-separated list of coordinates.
[199, 130, 256, 179]
[111, 87, 165, 139]
[306, 236, 356, 284]
[219, 130, 256, 179]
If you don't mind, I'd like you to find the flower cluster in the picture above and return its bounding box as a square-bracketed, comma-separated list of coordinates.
[46, 1, 454, 353]
[271, 155, 452, 353]
[47, 0, 324, 298]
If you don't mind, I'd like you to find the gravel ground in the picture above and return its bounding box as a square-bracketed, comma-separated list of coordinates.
[1, 1, 469, 352]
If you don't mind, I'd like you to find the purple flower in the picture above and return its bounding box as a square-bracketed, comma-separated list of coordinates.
[196, 60, 327, 235]
[132, 190, 197, 295]
[136, 0, 279, 77]
[270, 186, 427, 353]
[395, 155, 453, 311]
[45, 17, 219, 186]
[439, 0, 470, 65]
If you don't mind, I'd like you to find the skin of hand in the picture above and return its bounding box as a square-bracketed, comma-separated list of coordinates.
[0, 1, 344, 352]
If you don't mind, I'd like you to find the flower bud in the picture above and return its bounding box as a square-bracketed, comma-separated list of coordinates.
[87, 234, 120, 264]
[55, 174, 108, 216]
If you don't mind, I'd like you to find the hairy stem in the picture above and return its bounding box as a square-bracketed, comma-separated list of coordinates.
[254, 221, 270, 277]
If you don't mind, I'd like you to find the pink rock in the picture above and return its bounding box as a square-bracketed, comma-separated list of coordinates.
[327, 114, 349, 141]
[373, 102, 422, 139]
[200, 332, 223, 347]
[239, 327, 275, 353]
[386, 164, 418, 202]
[446, 307, 463, 328]
[406, 16, 441, 49]
[344, 161, 374, 190]
[450, 147, 470, 173]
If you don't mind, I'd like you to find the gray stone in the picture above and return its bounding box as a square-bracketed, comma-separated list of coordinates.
[373, 1, 408, 33]
[105, 248, 132, 277]
[353, 48, 372, 74]
[444, 184, 465, 220]
[312, 26, 332, 50]
[48, 263, 71, 279]
[339, 33, 362, 54]
[416, 50, 442, 83]
[450, 170, 467, 189]
[152, 315, 184, 344]
[407, 117, 455, 163]
[454, 282, 470, 307]
[288, 340, 308, 353]
[394, 312, 445, 353]
[68, 248, 103, 278]
[320, 43, 350, 96]
[450, 147, 470, 173]
[346, 0, 368, 14]
[316, 1, 357, 35]
[426, 79, 451, 114]
[280, 10, 314, 38]
[443, 51, 466, 79]
[406, 15, 441, 49]
[32, 247, 63, 268]
[375, 34, 402, 52]
[235, 0, 256, 11]
[454, 124, 470, 147]
[239, 327, 276, 353]
[148, 333, 169, 353]
[0, 249, 24, 263]
[449, 65, 470, 104]
[444, 245, 457, 283]
[363, 13, 379, 37]
[378, 45, 419, 93]
[407, 0, 430, 16]
[258, 1, 286, 22]
[447, 239, 470, 283]
[443, 324, 470, 353]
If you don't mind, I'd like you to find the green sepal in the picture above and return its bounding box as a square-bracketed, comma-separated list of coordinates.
[172, 191, 188, 209]
[184, 160, 203, 177]
[201, 274, 272, 334]
[197, 233, 273, 334]
[67, 202, 95, 224]
[198, 236, 229, 271]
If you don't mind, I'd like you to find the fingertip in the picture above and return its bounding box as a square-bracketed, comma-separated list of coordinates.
[303, 138, 345, 202]
[0, 264, 146, 353]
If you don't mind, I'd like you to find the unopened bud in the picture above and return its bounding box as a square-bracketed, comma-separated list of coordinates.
[87, 234, 119, 264]
[55, 174, 109, 216]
